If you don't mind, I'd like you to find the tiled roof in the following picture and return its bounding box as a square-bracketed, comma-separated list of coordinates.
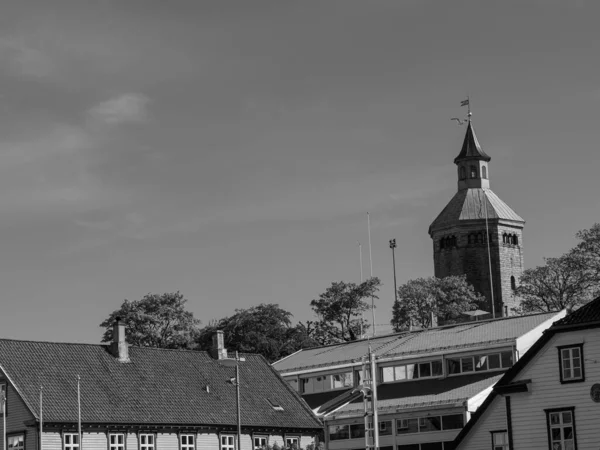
[325, 373, 502, 418]
[454, 122, 491, 164]
[0, 339, 321, 429]
[553, 296, 600, 327]
[429, 188, 524, 234]
[273, 312, 559, 373]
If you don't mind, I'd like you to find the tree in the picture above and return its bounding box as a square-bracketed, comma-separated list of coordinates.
[310, 277, 381, 344]
[514, 253, 596, 314]
[573, 223, 600, 282]
[391, 276, 482, 331]
[196, 304, 314, 363]
[100, 292, 201, 349]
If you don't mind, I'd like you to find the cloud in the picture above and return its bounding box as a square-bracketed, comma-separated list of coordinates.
[88, 94, 150, 124]
[0, 36, 57, 78]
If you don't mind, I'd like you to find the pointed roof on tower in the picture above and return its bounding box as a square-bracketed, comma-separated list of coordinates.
[454, 121, 491, 164]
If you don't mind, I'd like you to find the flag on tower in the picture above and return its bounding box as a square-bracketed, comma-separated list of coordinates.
[460, 98, 469, 107]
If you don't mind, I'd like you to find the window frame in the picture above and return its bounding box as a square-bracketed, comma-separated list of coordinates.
[284, 436, 299, 449]
[490, 430, 508, 450]
[0, 382, 7, 417]
[220, 434, 236, 450]
[558, 344, 585, 384]
[545, 407, 577, 450]
[63, 433, 80, 450]
[7, 433, 26, 450]
[109, 433, 126, 450]
[252, 435, 268, 450]
[180, 434, 195, 450]
[380, 359, 443, 383]
[139, 433, 156, 450]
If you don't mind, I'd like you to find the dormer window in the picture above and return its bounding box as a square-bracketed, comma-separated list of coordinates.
[470, 166, 477, 178]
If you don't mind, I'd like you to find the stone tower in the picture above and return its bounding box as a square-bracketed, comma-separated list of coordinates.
[428, 120, 525, 317]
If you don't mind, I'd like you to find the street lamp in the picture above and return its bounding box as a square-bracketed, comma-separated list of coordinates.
[389, 239, 398, 305]
[220, 352, 246, 450]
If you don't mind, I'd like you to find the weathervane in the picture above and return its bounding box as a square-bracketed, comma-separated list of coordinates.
[451, 97, 471, 125]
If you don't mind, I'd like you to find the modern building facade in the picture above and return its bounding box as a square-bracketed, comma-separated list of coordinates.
[273, 312, 565, 450]
[453, 296, 600, 450]
[0, 323, 322, 450]
[429, 120, 525, 317]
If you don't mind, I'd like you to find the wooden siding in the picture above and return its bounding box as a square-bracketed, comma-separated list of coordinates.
[458, 327, 600, 450]
[0, 379, 37, 450]
[41, 432, 62, 450]
[457, 395, 507, 449]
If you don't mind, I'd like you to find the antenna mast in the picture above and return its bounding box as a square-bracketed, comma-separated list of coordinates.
[367, 213, 376, 336]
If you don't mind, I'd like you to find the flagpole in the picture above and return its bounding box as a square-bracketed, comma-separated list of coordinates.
[77, 376, 82, 450]
[482, 190, 496, 318]
[3, 388, 6, 450]
[367, 213, 376, 337]
[359, 242, 364, 337]
[39, 386, 43, 450]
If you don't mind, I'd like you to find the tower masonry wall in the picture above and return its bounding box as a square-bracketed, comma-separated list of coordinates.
[432, 221, 524, 316]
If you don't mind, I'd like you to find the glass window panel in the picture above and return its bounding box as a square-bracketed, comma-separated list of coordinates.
[395, 365, 407, 381]
[406, 364, 418, 379]
[421, 443, 443, 450]
[419, 363, 432, 378]
[563, 427, 573, 439]
[572, 348, 580, 358]
[573, 368, 582, 378]
[461, 357, 474, 372]
[350, 424, 365, 439]
[561, 349, 570, 360]
[419, 416, 442, 432]
[563, 412, 572, 423]
[397, 445, 419, 450]
[441, 414, 464, 430]
[488, 354, 501, 369]
[379, 421, 393, 436]
[565, 442, 574, 450]
[328, 425, 350, 441]
[447, 358, 461, 374]
[501, 352, 513, 368]
[551, 429, 561, 440]
[382, 367, 395, 382]
[475, 356, 488, 371]
[431, 360, 443, 376]
[396, 418, 419, 434]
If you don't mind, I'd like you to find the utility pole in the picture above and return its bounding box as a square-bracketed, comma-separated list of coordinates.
[389, 239, 398, 306]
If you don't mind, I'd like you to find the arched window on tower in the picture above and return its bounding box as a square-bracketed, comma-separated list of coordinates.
[470, 166, 477, 178]
[513, 234, 519, 245]
[477, 232, 483, 244]
[502, 233, 507, 244]
[482, 166, 487, 179]
[459, 166, 466, 180]
[511, 276, 516, 291]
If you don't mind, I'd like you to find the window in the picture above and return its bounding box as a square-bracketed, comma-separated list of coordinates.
[546, 408, 576, 450]
[510, 276, 516, 291]
[253, 436, 267, 450]
[0, 383, 6, 416]
[350, 424, 365, 439]
[110, 434, 125, 450]
[64, 434, 80, 450]
[459, 167, 466, 180]
[381, 360, 442, 383]
[559, 345, 584, 383]
[482, 166, 487, 179]
[470, 166, 477, 178]
[447, 351, 512, 375]
[181, 435, 195, 450]
[491, 431, 508, 450]
[332, 372, 353, 389]
[220, 435, 235, 450]
[419, 417, 442, 432]
[397, 418, 419, 434]
[140, 434, 155, 450]
[301, 372, 352, 393]
[8, 435, 24, 450]
[441, 414, 464, 430]
[285, 437, 299, 448]
[379, 420, 393, 436]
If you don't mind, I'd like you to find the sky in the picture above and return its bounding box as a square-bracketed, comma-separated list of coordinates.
[0, 0, 599, 343]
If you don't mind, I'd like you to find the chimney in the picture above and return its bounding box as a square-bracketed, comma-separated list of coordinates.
[110, 318, 130, 363]
[211, 330, 228, 360]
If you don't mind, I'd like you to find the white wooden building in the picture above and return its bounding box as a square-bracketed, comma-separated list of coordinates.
[453, 296, 600, 450]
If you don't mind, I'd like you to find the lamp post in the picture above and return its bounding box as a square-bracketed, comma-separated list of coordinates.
[220, 352, 245, 450]
[389, 239, 398, 305]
